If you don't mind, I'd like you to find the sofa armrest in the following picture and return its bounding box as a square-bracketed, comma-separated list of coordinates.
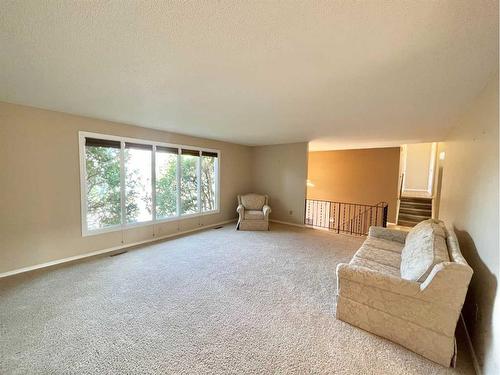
[263, 205, 271, 217]
[336, 263, 421, 297]
[368, 226, 408, 244]
[419, 262, 473, 306]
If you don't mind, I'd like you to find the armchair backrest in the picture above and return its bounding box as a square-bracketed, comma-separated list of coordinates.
[238, 194, 268, 210]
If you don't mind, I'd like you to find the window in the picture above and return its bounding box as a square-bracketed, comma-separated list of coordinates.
[155, 147, 178, 219]
[180, 149, 199, 215]
[84, 138, 121, 231]
[201, 151, 217, 212]
[80, 132, 219, 235]
[125, 143, 153, 224]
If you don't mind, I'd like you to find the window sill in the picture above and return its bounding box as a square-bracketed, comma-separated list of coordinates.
[82, 209, 221, 237]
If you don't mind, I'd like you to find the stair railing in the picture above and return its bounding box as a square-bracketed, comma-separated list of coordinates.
[399, 173, 404, 199]
[345, 201, 388, 235]
[304, 199, 388, 236]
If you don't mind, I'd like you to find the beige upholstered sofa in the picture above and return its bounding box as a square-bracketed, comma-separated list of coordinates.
[336, 219, 473, 367]
[236, 194, 271, 231]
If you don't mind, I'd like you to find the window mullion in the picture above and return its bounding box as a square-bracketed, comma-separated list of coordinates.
[198, 150, 202, 213]
[120, 141, 126, 227]
[80, 134, 88, 235]
[216, 153, 220, 211]
[151, 145, 157, 222]
[176, 148, 181, 217]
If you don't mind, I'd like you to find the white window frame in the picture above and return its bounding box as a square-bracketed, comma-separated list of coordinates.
[79, 131, 220, 237]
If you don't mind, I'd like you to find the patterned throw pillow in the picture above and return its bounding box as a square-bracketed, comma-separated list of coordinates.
[400, 220, 450, 282]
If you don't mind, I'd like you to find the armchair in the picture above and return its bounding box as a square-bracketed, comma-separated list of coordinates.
[236, 193, 271, 231]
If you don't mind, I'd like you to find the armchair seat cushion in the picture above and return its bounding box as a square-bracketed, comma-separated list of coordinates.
[244, 210, 265, 220]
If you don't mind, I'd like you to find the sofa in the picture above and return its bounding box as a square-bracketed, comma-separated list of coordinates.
[335, 219, 473, 366]
[236, 193, 271, 231]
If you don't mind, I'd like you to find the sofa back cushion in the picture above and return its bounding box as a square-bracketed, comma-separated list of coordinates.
[400, 219, 450, 282]
[240, 194, 266, 210]
[406, 219, 446, 243]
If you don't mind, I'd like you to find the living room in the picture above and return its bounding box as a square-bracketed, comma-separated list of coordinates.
[0, 1, 498, 374]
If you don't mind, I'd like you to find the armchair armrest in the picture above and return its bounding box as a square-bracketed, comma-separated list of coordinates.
[368, 226, 408, 244]
[336, 263, 420, 297]
[237, 204, 245, 218]
[263, 205, 271, 217]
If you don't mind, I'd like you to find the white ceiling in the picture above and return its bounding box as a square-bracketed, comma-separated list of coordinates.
[1, 1, 498, 150]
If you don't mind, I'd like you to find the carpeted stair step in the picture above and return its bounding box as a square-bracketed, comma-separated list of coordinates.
[400, 201, 432, 210]
[399, 207, 432, 216]
[400, 197, 433, 203]
[397, 219, 419, 227]
[398, 212, 432, 223]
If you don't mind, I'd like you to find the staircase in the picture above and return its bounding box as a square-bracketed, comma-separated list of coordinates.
[397, 197, 432, 227]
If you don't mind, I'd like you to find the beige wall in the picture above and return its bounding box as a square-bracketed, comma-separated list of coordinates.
[0, 102, 254, 274]
[431, 142, 445, 219]
[251, 143, 308, 225]
[403, 142, 433, 193]
[438, 73, 499, 374]
[307, 148, 400, 223]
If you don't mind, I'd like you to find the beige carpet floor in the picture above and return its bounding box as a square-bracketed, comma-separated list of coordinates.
[0, 223, 475, 374]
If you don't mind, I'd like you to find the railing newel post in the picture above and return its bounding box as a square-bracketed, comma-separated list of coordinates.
[337, 202, 341, 234]
[383, 204, 388, 228]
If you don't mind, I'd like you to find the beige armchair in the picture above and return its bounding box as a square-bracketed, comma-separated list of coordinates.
[236, 194, 271, 231]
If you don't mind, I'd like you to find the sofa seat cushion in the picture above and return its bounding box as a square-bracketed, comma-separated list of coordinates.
[400, 220, 450, 282]
[364, 237, 405, 254]
[241, 194, 266, 210]
[349, 256, 401, 277]
[355, 243, 402, 269]
[244, 210, 264, 220]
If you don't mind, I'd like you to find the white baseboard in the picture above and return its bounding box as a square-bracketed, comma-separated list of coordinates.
[0, 219, 236, 279]
[461, 313, 481, 375]
[269, 219, 306, 228]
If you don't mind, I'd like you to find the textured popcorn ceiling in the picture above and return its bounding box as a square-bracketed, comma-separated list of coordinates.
[0, 1, 498, 150]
